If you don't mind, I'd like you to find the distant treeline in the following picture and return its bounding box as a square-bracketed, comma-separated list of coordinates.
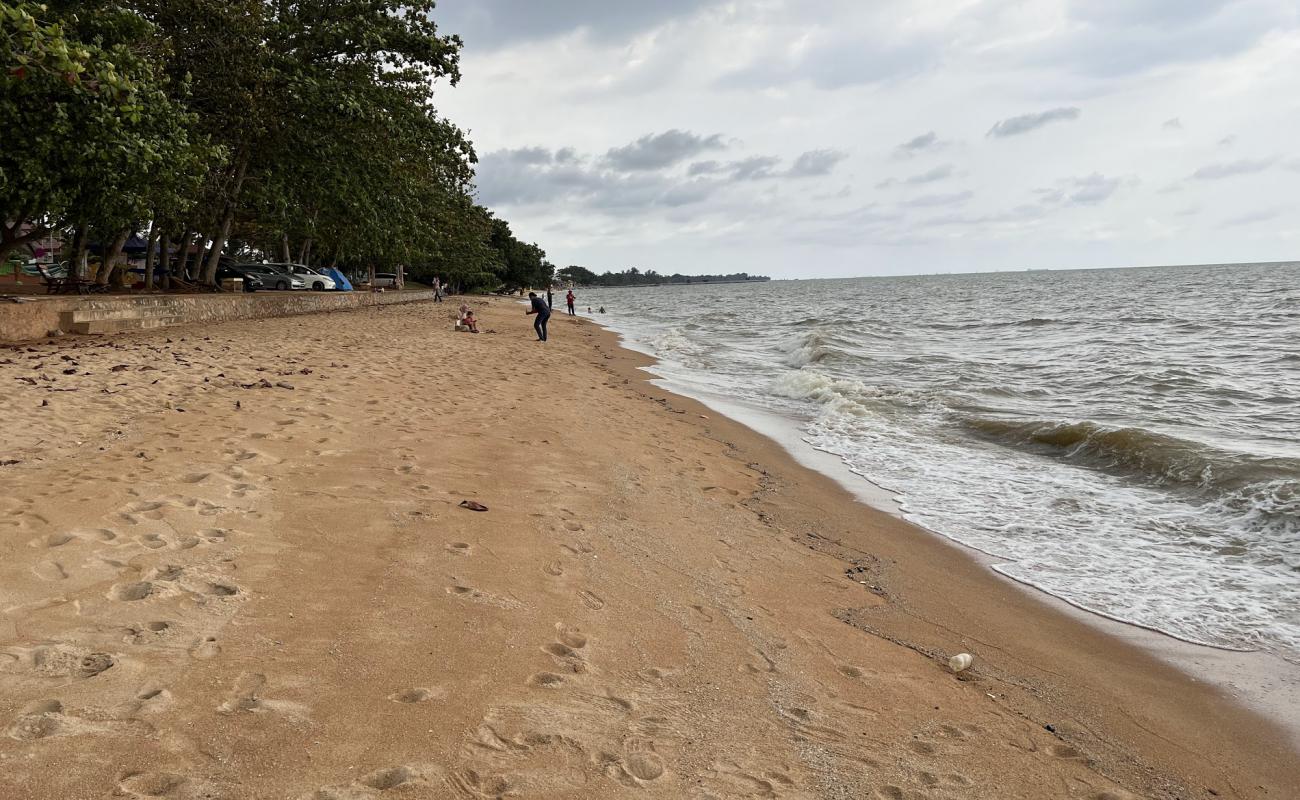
[557, 266, 770, 287]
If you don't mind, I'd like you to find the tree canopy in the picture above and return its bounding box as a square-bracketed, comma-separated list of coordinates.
[0, 0, 548, 291]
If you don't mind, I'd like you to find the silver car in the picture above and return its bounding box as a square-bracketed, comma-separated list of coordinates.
[239, 263, 306, 291]
[266, 262, 336, 291]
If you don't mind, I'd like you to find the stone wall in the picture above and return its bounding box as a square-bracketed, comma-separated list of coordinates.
[0, 290, 437, 344]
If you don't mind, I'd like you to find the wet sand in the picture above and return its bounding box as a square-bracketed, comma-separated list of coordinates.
[0, 297, 1295, 799]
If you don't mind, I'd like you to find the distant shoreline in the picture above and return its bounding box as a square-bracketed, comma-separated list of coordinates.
[575, 277, 771, 288]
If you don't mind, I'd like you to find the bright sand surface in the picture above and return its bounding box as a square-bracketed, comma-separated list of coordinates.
[0, 296, 1296, 799]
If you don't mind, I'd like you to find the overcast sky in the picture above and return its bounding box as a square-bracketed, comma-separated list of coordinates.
[432, 0, 1300, 278]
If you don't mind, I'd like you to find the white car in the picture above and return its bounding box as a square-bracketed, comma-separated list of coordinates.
[270, 263, 336, 291]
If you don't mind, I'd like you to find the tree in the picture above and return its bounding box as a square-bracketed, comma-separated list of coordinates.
[558, 265, 598, 285]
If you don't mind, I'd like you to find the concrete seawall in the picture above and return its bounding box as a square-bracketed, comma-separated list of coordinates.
[0, 290, 437, 344]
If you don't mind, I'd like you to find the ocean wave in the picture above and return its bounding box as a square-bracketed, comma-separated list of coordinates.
[779, 330, 849, 368]
[963, 417, 1300, 527]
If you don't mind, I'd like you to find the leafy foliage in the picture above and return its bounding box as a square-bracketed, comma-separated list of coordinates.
[1, 0, 547, 290]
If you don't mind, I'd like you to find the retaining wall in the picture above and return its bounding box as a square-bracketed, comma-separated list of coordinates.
[0, 290, 437, 344]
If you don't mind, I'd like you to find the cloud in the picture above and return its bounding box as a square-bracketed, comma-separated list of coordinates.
[717, 30, 941, 91]
[904, 164, 954, 185]
[1191, 156, 1277, 180]
[437, 0, 718, 49]
[1162, 117, 1184, 130]
[1218, 135, 1238, 147]
[730, 156, 782, 181]
[788, 149, 848, 177]
[1037, 173, 1131, 206]
[477, 146, 719, 211]
[988, 107, 1082, 138]
[902, 191, 974, 208]
[894, 131, 947, 157]
[1025, 0, 1296, 78]
[604, 130, 727, 172]
[1221, 208, 1282, 227]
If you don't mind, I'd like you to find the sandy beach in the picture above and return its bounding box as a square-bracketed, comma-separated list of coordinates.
[0, 296, 1295, 800]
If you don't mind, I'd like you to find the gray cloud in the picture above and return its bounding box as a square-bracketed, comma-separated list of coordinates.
[1191, 157, 1277, 180]
[717, 33, 940, 91]
[730, 156, 782, 181]
[789, 149, 848, 177]
[1037, 174, 1130, 206]
[988, 107, 1082, 138]
[1222, 207, 1282, 227]
[896, 131, 941, 155]
[437, 0, 718, 49]
[902, 191, 974, 208]
[889, 129, 951, 157]
[904, 164, 954, 185]
[1027, 0, 1294, 78]
[604, 130, 727, 172]
[1162, 117, 1184, 130]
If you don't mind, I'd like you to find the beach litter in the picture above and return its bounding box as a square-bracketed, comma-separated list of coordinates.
[459, 500, 489, 512]
[948, 653, 974, 673]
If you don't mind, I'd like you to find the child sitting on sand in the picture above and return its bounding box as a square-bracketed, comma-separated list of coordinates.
[461, 310, 479, 333]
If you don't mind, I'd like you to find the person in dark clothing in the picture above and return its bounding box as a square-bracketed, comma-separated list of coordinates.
[546, 288, 555, 314]
[526, 292, 551, 341]
[566, 289, 576, 315]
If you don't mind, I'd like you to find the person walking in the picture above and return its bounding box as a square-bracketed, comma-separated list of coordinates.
[526, 291, 551, 342]
[433, 277, 443, 302]
[546, 288, 555, 315]
[566, 289, 576, 316]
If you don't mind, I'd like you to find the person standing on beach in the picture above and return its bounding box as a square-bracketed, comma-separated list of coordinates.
[546, 288, 555, 315]
[526, 291, 551, 342]
[566, 289, 576, 316]
[433, 277, 443, 302]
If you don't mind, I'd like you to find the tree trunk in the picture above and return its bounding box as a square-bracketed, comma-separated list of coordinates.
[202, 155, 249, 285]
[280, 231, 291, 263]
[368, 264, 376, 288]
[170, 228, 192, 283]
[68, 223, 89, 280]
[157, 231, 171, 290]
[299, 238, 312, 266]
[95, 228, 131, 285]
[396, 264, 404, 290]
[143, 226, 157, 292]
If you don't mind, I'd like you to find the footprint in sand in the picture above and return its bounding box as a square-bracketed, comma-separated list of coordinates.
[117, 771, 208, 798]
[360, 766, 416, 791]
[111, 581, 155, 602]
[7, 700, 65, 741]
[139, 533, 168, 550]
[446, 542, 473, 556]
[32, 560, 68, 581]
[388, 687, 446, 704]
[219, 672, 266, 713]
[623, 750, 666, 783]
[526, 672, 566, 689]
[543, 561, 564, 577]
[31, 532, 74, 548]
[578, 590, 605, 611]
[190, 636, 221, 660]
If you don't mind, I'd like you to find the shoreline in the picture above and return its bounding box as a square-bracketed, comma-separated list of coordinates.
[0, 297, 1295, 798]
[585, 308, 1300, 745]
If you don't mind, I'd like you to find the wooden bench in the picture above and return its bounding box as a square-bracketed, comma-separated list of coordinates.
[36, 264, 98, 295]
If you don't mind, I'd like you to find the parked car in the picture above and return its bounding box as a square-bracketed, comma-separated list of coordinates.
[237, 263, 305, 291]
[267, 262, 336, 291]
[372, 272, 399, 288]
[216, 265, 263, 292]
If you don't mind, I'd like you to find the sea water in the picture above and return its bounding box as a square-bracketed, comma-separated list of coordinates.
[576, 262, 1300, 664]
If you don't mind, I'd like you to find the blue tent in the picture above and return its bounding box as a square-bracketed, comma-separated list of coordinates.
[316, 266, 352, 291]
